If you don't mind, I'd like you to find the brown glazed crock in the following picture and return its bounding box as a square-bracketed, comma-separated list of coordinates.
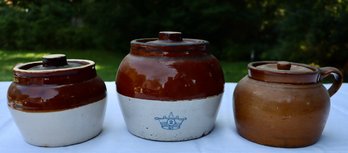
[116, 31, 224, 141]
[8, 54, 106, 112]
[233, 61, 343, 147]
[7, 54, 107, 147]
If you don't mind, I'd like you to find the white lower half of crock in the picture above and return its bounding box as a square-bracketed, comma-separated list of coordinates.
[9, 98, 106, 147]
[118, 93, 222, 141]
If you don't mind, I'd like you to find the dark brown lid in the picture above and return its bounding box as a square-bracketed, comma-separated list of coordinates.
[13, 54, 97, 85]
[248, 61, 320, 84]
[28, 54, 84, 70]
[130, 31, 209, 57]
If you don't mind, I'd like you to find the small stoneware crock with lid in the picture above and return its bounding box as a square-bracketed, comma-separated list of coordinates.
[116, 31, 224, 141]
[233, 61, 343, 147]
[7, 54, 107, 147]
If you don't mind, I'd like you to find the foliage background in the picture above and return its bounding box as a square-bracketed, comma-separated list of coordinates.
[1, 0, 348, 80]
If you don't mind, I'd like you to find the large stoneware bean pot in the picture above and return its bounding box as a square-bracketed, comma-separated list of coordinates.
[233, 61, 343, 147]
[7, 54, 107, 147]
[116, 31, 224, 141]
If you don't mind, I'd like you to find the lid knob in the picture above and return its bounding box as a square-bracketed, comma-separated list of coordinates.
[42, 54, 68, 67]
[158, 31, 183, 41]
[277, 61, 291, 70]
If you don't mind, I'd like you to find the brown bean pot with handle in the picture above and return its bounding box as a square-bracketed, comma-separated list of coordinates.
[233, 61, 343, 148]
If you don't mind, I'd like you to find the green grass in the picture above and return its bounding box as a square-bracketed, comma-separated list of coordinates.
[0, 50, 247, 82]
[220, 61, 248, 82]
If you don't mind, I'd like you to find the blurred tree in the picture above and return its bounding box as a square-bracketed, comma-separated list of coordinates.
[0, 0, 96, 49]
[0, 0, 347, 71]
[262, 0, 348, 68]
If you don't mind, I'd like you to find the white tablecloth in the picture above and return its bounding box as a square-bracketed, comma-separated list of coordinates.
[1, 82, 347, 153]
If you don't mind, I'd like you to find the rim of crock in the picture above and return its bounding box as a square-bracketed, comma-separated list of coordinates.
[248, 61, 321, 84]
[131, 38, 209, 47]
[13, 59, 95, 73]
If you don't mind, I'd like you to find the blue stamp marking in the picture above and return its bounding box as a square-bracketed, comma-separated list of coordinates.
[154, 112, 187, 130]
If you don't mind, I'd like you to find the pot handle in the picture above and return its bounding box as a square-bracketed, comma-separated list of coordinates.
[319, 67, 343, 97]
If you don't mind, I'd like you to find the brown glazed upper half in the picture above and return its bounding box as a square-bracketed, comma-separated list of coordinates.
[116, 32, 224, 100]
[8, 57, 106, 112]
[233, 61, 343, 147]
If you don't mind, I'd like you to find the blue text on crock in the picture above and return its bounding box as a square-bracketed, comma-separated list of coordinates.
[154, 112, 187, 130]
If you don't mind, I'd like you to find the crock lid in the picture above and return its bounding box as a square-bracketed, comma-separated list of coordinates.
[14, 54, 93, 71]
[13, 54, 96, 84]
[248, 61, 320, 84]
[26, 54, 84, 70]
[143, 31, 208, 46]
[130, 31, 209, 56]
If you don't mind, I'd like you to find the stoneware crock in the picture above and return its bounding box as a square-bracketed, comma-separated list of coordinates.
[116, 31, 224, 141]
[233, 61, 343, 147]
[7, 54, 107, 147]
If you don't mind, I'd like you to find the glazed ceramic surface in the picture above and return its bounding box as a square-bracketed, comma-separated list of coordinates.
[7, 54, 107, 147]
[233, 61, 343, 148]
[116, 31, 224, 141]
[9, 98, 106, 147]
[118, 94, 222, 141]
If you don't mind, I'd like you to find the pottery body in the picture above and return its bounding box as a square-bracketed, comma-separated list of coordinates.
[116, 32, 224, 141]
[7, 54, 107, 147]
[118, 93, 221, 141]
[233, 61, 343, 147]
[9, 99, 106, 147]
